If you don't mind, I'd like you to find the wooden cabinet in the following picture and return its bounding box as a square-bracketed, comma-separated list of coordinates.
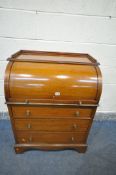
[4, 50, 102, 153]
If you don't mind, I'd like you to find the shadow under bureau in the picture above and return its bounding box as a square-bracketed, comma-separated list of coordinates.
[4, 50, 102, 153]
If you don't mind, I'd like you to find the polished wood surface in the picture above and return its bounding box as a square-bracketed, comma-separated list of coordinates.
[15, 131, 87, 144]
[8, 50, 99, 65]
[4, 50, 102, 153]
[9, 62, 98, 100]
[14, 118, 91, 132]
[11, 106, 93, 118]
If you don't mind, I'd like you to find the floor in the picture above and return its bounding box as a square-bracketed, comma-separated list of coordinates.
[0, 120, 116, 175]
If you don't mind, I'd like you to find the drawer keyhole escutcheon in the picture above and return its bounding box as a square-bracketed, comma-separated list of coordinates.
[29, 136, 32, 142]
[22, 138, 26, 142]
[53, 91, 61, 98]
[27, 123, 31, 129]
[75, 111, 80, 117]
[26, 110, 30, 117]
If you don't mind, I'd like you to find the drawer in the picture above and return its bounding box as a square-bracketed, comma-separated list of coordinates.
[16, 131, 88, 144]
[11, 106, 93, 118]
[14, 118, 91, 132]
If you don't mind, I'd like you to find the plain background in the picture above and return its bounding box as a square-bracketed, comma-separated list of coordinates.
[0, 0, 116, 114]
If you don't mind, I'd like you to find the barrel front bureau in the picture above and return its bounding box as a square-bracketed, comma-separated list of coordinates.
[4, 50, 102, 153]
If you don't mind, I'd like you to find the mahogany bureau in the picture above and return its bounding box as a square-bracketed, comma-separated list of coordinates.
[4, 50, 102, 153]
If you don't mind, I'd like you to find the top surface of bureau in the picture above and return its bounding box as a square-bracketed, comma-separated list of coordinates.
[8, 50, 99, 65]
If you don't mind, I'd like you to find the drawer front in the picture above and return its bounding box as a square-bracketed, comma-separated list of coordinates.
[11, 106, 93, 118]
[16, 131, 87, 144]
[14, 118, 91, 132]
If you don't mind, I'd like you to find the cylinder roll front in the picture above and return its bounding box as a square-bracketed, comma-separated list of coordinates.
[6, 61, 99, 101]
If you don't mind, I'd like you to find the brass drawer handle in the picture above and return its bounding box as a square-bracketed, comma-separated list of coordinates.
[25, 99, 29, 104]
[75, 111, 80, 117]
[27, 123, 31, 129]
[73, 124, 77, 129]
[71, 137, 74, 142]
[22, 138, 26, 142]
[29, 136, 32, 142]
[26, 110, 30, 117]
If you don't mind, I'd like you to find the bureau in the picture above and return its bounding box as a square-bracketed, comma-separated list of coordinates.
[4, 50, 102, 153]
